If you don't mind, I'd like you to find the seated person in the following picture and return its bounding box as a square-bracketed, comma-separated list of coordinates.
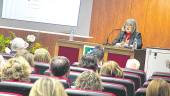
[100, 61, 124, 78]
[29, 77, 68, 96]
[146, 79, 170, 96]
[78, 54, 98, 72]
[50, 56, 70, 80]
[15, 49, 35, 72]
[0, 55, 5, 68]
[0, 55, 5, 76]
[88, 45, 104, 67]
[112, 18, 142, 49]
[74, 71, 103, 91]
[10, 37, 29, 54]
[1, 56, 31, 82]
[125, 58, 140, 70]
[34, 48, 51, 63]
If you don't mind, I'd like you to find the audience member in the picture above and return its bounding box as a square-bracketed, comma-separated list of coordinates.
[29, 77, 68, 96]
[159, 80, 170, 96]
[125, 58, 140, 70]
[89, 45, 104, 67]
[16, 49, 34, 67]
[50, 56, 70, 79]
[10, 37, 28, 52]
[146, 79, 170, 96]
[1, 56, 31, 82]
[34, 48, 51, 63]
[0, 55, 5, 77]
[0, 55, 5, 67]
[78, 54, 98, 71]
[100, 61, 124, 78]
[74, 71, 103, 91]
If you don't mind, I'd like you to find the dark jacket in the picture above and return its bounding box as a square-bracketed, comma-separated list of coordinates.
[112, 31, 142, 49]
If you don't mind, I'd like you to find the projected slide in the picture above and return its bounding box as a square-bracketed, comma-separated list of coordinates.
[2, 0, 80, 26]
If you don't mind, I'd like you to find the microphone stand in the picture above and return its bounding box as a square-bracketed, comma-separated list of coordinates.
[103, 28, 121, 45]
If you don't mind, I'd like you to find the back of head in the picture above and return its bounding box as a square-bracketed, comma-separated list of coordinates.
[29, 77, 68, 96]
[0, 55, 5, 67]
[79, 54, 98, 71]
[126, 59, 140, 70]
[50, 56, 70, 77]
[34, 48, 51, 63]
[11, 37, 28, 51]
[159, 81, 170, 96]
[75, 71, 103, 91]
[16, 50, 34, 67]
[89, 45, 104, 62]
[146, 79, 170, 96]
[100, 61, 123, 78]
[1, 56, 31, 82]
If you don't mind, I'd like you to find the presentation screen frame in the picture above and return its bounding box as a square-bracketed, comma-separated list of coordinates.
[0, 0, 93, 37]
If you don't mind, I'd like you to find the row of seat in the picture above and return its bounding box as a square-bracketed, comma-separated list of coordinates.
[0, 71, 168, 96]
[0, 81, 117, 96]
[135, 71, 170, 96]
[33, 62, 146, 96]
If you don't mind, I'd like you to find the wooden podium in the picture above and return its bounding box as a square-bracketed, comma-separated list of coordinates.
[55, 40, 134, 67]
[104, 46, 134, 67]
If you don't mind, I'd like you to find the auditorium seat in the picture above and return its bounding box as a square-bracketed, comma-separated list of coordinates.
[68, 71, 81, 85]
[29, 74, 70, 88]
[152, 72, 170, 77]
[0, 81, 33, 96]
[102, 82, 127, 96]
[34, 62, 50, 74]
[124, 72, 141, 90]
[148, 76, 170, 83]
[123, 68, 146, 85]
[44, 69, 51, 75]
[101, 76, 135, 96]
[70, 66, 93, 72]
[135, 88, 146, 96]
[1, 53, 15, 60]
[0, 92, 23, 96]
[65, 88, 116, 96]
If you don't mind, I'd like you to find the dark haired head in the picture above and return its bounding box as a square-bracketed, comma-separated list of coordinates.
[50, 56, 70, 77]
[89, 45, 104, 61]
[79, 54, 98, 71]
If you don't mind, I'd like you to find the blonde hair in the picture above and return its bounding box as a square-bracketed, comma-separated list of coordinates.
[16, 49, 35, 67]
[100, 61, 124, 78]
[0, 55, 5, 67]
[34, 48, 51, 63]
[1, 56, 31, 82]
[29, 77, 68, 96]
[126, 59, 140, 70]
[75, 71, 103, 91]
[0, 55, 5, 77]
[146, 79, 170, 96]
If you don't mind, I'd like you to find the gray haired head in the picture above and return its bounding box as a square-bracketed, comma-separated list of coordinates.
[122, 18, 137, 33]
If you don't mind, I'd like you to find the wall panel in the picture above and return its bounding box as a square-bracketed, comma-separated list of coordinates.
[1, 0, 170, 56]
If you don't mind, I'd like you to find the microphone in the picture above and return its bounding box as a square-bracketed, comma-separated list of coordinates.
[103, 28, 121, 45]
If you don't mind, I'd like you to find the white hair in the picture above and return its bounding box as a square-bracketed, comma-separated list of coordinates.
[11, 37, 29, 51]
[0, 55, 5, 68]
[126, 59, 140, 70]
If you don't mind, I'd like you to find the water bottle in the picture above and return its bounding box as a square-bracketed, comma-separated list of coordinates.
[69, 29, 74, 41]
[133, 38, 137, 49]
